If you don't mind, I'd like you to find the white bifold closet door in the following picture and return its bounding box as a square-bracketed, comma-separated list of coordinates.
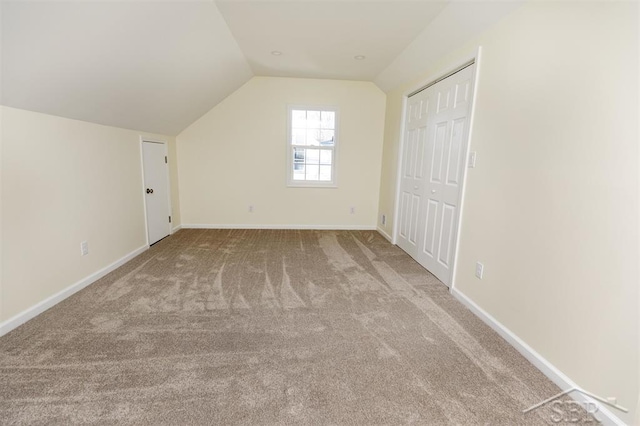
[397, 64, 475, 287]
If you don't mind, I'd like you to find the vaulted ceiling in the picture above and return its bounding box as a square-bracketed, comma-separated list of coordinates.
[1, 1, 520, 136]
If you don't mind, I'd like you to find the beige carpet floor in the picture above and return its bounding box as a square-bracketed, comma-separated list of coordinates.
[1, 229, 572, 424]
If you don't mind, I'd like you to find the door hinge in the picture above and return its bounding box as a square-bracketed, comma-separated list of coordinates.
[165, 156, 168, 164]
[169, 216, 172, 223]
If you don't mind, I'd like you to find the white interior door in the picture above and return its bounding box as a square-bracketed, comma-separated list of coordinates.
[142, 141, 171, 245]
[397, 64, 475, 287]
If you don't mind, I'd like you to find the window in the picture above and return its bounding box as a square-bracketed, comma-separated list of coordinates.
[287, 105, 338, 187]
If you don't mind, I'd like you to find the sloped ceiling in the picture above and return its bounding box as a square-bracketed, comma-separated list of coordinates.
[1, 1, 521, 136]
[1, 1, 252, 136]
[375, 1, 523, 91]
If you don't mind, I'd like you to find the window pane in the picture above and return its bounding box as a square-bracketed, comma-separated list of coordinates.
[292, 128, 306, 145]
[319, 150, 332, 165]
[292, 110, 307, 128]
[293, 147, 305, 161]
[319, 165, 332, 181]
[306, 164, 320, 180]
[321, 111, 335, 129]
[293, 167, 305, 180]
[319, 130, 334, 145]
[307, 111, 321, 129]
[306, 129, 321, 146]
[306, 149, 320, 165]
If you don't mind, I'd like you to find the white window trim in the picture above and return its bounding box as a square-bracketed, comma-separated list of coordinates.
[286, 104, 339, 188]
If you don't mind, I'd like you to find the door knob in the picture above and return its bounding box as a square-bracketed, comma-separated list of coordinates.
[146, 188, 154, 194]
[414, 186, 419, 190]
[431, 189, 436, 194]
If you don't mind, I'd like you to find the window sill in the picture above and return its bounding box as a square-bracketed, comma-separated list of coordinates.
[287, 182, 338, 189]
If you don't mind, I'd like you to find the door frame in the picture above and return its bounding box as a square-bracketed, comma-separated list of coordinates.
[392, 46, 483, 291]
[139, 137, 173, 246]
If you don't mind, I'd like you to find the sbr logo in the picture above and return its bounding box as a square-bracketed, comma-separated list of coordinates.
[549, 400, 601, 423]
[523, 387, 628, 424]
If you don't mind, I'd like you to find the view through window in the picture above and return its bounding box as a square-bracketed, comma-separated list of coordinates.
[288, 106, 337, 186]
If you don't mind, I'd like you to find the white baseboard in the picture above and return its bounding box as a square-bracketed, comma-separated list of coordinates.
[451, 288, 626, 426]
[182, 224, 377, 231]
[376, 227, 393, 243]
[0, 244, 149, 337]
[171, 224, 182, 233]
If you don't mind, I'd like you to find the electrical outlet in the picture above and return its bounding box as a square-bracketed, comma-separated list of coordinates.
[381, 214, 386, 225]
[248, 205, 254, 213]
[475, 262, 484, 279]
[80, 241, 89, 256]
[350, 206, 355, 214]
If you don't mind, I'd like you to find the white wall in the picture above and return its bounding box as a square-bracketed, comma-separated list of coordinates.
[177, 76, 386, 229]
[0, 106, 180, 324]
[377, 2, 639, 423]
